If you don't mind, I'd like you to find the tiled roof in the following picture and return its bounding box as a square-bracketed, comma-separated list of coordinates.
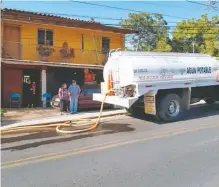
[2, 8, 135, 34]
[2, 8, 99, 24]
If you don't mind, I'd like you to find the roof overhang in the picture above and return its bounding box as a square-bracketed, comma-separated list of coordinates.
[2, 8, 136, 34]
[1, 59, 104, 70]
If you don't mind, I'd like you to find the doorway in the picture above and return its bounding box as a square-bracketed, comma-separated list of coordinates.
[47, 67, 84, 97]
[22, 69, 41, 107]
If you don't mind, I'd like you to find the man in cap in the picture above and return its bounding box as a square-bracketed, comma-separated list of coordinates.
[68, 80, 81, 114]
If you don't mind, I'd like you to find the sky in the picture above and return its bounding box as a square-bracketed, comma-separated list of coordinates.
[2, 1, 218, 48]
[2, 1, 219, 26]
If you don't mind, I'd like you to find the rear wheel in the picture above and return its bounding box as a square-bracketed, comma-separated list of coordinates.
[204, 98, 215, 105]
[157, 94, 184, 122]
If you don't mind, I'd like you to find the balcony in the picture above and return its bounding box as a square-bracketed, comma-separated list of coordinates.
[2, 40, 108, 65]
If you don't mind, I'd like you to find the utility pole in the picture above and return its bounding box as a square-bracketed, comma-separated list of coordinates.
[192, 42, 195, 53]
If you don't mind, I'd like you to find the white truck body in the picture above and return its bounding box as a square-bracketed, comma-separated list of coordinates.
[93, 50, 219, 121]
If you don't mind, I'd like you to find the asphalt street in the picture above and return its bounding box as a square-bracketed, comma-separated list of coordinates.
[1, 103, 219, 187]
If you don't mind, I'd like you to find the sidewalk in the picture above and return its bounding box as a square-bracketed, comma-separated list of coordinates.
[1, 100, 212, 130]
[1, 108, 126, 130]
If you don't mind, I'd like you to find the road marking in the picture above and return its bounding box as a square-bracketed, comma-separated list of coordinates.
[2, 123, 219, 169]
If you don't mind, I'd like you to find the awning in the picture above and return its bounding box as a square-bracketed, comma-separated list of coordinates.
[1, 58, 104, 70]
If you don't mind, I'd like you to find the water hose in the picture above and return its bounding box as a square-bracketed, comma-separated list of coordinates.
[56, 94, 107, 134]
[1, 92, 118, 135]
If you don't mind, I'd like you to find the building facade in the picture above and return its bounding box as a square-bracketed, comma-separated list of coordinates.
[1, 8, 134, 107]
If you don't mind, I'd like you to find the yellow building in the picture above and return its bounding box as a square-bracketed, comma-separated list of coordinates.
[1, 8, 134, 107]
[2, 8, 134, 64]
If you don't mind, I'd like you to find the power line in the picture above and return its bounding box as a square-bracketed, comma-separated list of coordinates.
[3, 9, 218, 35]
[27, 11, 217, 26]
[3, 13, 218, 34]
[105, 23, 219, 29]
[3, 7, 217, 26]
[186, 0, 219, 12]
[105, 24, 219, 34]
[2, 7, 193, 24]
[70, 0, 190, 20]
[139, 1, 184, 9]
[31, 11, 124, 21]
[1, 12, 202, 29]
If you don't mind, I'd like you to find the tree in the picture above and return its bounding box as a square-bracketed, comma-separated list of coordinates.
[121, 12, 172, 52]
[171, 14, 219, 56]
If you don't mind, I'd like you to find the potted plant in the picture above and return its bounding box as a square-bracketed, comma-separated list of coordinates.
[37, 41, 55, 61]
[60, 42, 74, 62]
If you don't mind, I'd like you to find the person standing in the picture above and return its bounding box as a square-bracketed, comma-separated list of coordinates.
[25, 79, 33, 108]
[32, 81, 37, 107]
[68, 80, 81, 114]
[58, 83, 69, 115]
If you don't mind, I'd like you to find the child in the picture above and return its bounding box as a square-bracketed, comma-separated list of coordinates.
[58, 83, 69, 115]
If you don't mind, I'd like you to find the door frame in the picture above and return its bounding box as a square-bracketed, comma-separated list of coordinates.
[22, 69, 41, 107]
[3, 23, 22, 59]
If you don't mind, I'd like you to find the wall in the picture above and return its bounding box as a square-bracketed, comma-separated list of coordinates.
[3, 21, 125, 65]
[2, 67, 23, 107]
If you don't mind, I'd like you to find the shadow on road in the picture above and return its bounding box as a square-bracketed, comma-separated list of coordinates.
[1, 120, 19, 127]
[130, 104, 219, 124]
[1, 123, 135, 151]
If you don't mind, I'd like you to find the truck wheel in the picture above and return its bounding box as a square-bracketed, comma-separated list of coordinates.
[204, 98, 215, 105]
[157, 94, 184, 122]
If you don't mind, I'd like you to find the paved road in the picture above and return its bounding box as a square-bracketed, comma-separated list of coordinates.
[2, 103, 219, 187]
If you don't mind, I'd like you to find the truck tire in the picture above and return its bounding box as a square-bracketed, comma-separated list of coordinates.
[204, 98, 215, 105]
[157, 94, 184, 122]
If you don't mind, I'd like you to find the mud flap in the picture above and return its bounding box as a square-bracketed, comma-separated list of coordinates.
[144, 91, 157, 115]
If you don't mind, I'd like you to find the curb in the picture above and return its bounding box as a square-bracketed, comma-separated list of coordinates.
[0, 111, 127, 130]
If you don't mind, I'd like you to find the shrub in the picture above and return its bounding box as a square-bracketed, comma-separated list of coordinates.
[1, 108, 7, 118]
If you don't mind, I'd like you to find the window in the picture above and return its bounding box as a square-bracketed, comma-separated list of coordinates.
[37, 29, 53, 45]
[102, 37, 110, 54]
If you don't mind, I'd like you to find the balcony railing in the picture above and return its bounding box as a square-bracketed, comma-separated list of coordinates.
[2, 40, 108, 65]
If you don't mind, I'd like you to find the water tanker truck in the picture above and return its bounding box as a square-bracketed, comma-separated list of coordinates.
[93, 49, 219, 122]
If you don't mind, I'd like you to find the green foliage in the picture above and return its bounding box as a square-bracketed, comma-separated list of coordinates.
[1, 108, 7, 118]
[172, 14, 219, 56]
[121, 12, 172, 52]
[121, 12, 219, 57]
[154, 38, 172, 52]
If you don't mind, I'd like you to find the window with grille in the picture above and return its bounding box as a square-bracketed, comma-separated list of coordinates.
[37, 29, 53, 45]
[102, 37, 110, 54]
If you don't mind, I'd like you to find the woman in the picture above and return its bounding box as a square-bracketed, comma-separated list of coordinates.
[32, 81, 37, 107]
[58, 83, 69, 115]
[25, 79, 33, 108]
